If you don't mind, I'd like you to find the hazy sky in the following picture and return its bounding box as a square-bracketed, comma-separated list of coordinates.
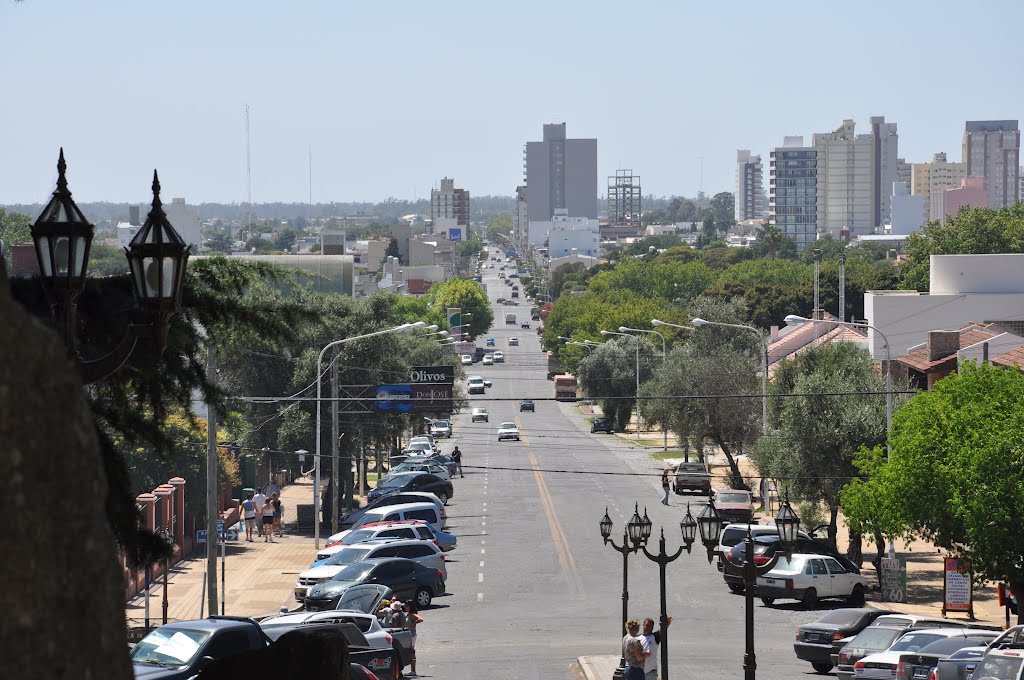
[3, 1, 1023, 205]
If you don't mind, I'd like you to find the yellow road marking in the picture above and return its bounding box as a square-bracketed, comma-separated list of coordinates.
[529, 452, 582, 593]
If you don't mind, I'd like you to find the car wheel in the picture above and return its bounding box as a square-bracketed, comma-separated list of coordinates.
[516, 436, 520, 441]
[415, 587, 433, 608]
[727, 584, 745, 594]
[802, 588, 818, 609]
[847, 584, 865, 606]
[437, 492, 449, 505]
[760, 597, 775, 606]
[812, 662, 834, 674]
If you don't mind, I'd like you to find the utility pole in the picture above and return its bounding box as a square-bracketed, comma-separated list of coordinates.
[205, 346, 219, 615]
[331, 354, 340, 535]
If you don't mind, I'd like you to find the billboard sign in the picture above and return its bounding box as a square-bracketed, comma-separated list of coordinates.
[374, 384, 414, 413]
[375, 383, 453, 414]
[411, 365, 455, 384]
[448, 228, 463, 243]
[453, 341, 476, 355]
[447, 307, 461, 340]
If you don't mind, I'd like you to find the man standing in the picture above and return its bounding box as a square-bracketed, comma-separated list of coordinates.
[451, 446, 464, 478]
[241, 493, 257, 542]
[640, 616, 672, 680]
[661, 468, 671, 506]
[622, 619, 645, 680]
[252, 487, 267, 538]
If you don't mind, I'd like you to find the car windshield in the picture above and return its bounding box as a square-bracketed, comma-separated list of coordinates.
[343, 529, 381, 545]
[717, 492, 751, 503]
[131, 627, 210, 666]
[324, 545, 374, 566]
[849, 627, 902, 650]
[889, 633, 945, 652]
[378, 475, 414, 489]
[500, 422, 516, 429]
[813, 610, 868, 626]
[971, 655, 1024, 680]
[331, 561, 377, 582]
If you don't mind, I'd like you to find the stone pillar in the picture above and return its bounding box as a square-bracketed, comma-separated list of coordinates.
[169, 477, 186, 552]
[154, 485, 174, 534]
[136, 493, 157, 533]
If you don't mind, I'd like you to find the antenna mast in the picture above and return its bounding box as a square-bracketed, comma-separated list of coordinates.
[246, 105, 252, 231]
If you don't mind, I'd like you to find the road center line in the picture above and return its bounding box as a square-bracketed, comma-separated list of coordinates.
[529, 451, 582, 593]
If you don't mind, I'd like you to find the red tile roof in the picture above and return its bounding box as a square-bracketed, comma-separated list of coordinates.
[894, 323, 1001, 373]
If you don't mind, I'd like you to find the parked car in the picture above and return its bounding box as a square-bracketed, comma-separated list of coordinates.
[337, 492, 446, 531]
[833, 615, 970, 680]
[672, 461, 712, 495]
[932, 645, 991, 680]
[591, 417, 614, 433]
[493, 351, 505, 363]
[408, 433, 436, 447]
[296, 538, 447, 600]
[498, 421, 520, 441]
[384, 462, 451, 482]
[429, 420, 452, 438]
[754, 553, 869, 608]
[352, 501, 444, 533]
[259, 610, 408, 673]
[460, 354, 472, 366]
[401, 441, 436, 457]
[471, 407, 489, 423]
[318, 521, 438, 559]
[482, 354, 494, 365]
[259, 617, 403, 680]
[893, 635, 999, 680]
[519, 399, 535, 412]
[794, 608, 899, 674]
[130, 617, 270, 679]
[366, 472, 453, 505]
[426, 454, 458, 477]
[304, 558, 446, 611]
[714, 488, 755, 524]
[852, 628, 999, 680]
[723, 535, 859, 593]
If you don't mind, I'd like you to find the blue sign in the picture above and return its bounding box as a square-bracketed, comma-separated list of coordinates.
[448, 228, 463, 243]
[375, 384, 414, 413]
[196, 522, 238, 543]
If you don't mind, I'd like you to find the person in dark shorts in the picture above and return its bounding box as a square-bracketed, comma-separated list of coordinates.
[271, 492, 283, 537]
[261, 496, 275, 542]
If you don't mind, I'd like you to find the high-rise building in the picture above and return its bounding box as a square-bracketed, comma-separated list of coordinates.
[963, 120, 1020, 209]
[513, 185, 528, 248]
[430, 177, 469, 241]
[735, 150, 764, 222]
[607, 169, 642, 225]
[911, 152, 967, 222]
[896, 158, 912, 192]
[525, 123, 597, 221]
[939, 177, 988, 224]
[769, 136, 819, 250]
[811, 117, 898, 239]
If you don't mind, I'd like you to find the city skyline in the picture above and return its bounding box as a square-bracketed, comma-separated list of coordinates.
[2, 0, 1023, 204]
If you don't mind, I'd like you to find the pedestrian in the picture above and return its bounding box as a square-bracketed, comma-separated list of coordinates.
[622, 619, 645, 680]
[271, 492, 283, 537]
[405, 599, 424, 676]
[266, 478, 282, 499]
[261, 496, 275, 542]
[252, 487, 267, 537]
[241, 493, 257, 542]
[640, 616, 672, 680]
[661, 468, 671, 506]
[451, 446, 464, 478]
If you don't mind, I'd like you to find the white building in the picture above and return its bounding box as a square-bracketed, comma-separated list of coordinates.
[116, 223, 141, 248]
[526, 210, 598, 248]
[165, 198, 202, 251]
[888, 182, 926, 235]
[548, 251, 601, 271]
[735, 150, 764, 221]
[548, 225, 600, 259]
[644, 224, 678, 236]
[865, 254, 1024, 359]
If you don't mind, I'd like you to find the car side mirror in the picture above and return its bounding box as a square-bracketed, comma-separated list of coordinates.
[195, 656, 215, 671]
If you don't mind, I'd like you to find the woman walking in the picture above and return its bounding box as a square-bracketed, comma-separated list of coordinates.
[261, 496, 276, 542]
[661, 468, 671, 506]
[405, 600, 424, 676]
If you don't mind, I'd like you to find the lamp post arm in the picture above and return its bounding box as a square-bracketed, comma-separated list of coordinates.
[78, 322, 150, 384]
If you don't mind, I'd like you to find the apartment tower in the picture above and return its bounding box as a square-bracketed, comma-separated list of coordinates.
[769, 136, 818, 250]
[963, 120, 1020, 209]
[735, 150, 765, 222]
[525, 123, 598, 221]
[910, 153, 967, 222]
[430, 177, 470, 240]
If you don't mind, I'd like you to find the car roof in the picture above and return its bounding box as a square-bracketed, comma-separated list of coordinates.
[362, 537, 439, 549]
[358, 519, 428, 528]
[156, 617, 261, 633]
[263, 610, 374, 625]
[369, 501, 440, 513]
[871, 614, 964, 627]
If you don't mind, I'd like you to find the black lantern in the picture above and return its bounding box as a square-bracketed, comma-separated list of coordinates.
[640, 508, 653, 543]
[775, 496, 801, 555]
[626, 505, 645, 547]
[679, 505, 697, 548]
[697, 499, 724, 560]
[599, 508, 613, 542]
[125, 171, 191, 350]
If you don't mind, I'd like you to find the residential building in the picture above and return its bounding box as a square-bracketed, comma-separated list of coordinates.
[548, 251, 601, 271]
[911, 152, 967, 222]
[767, 311, 868, 379]
[430, 177, 469, 241]
[892, 323, 1024, 390]
[896, 158, 912, 191]
[939, 177, 987, 224]
[548, 224, 600, 259]
[768, 136, 818, 250]
[644, 224, 678, 236]
[607, 169, 641, 226]
[409, 236, 456, 277]
[963, 120, 1020, 209]
[513, 185, 528, 249]
[164, 198, 202, 251]
[735, 150, 764, 222]
[865, 254, 1024, 360]
[525, 122, 597, 221]
[812, 117, 898, 239]
[527, 210, 599, 248]
[888, 182, 926, 235]
[321, 230, 346, 255]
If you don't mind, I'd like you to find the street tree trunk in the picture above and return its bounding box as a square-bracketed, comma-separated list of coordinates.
[827, 504, 840, 551]
[713, 434, 745, 489]
[847, 532, 864, 568]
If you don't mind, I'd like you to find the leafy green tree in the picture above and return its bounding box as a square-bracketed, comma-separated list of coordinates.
[426, 277, 493, 337]
[841, 361, 1024, 621]
[550, 261, 587, 298]
[484, 213, 513, 242]
[577, 336, 657, 430]
[204, 232, 233, 254]
[709, 191, 736, 229]
[0, 208, 32, 267]
[757, 223, 783, 260]
[88, 244, 131, 276]
[653, 246, 701, 264]
[624, 234, 683, 256]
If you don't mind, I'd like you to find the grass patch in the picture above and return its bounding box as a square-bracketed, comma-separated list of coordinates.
[649, 450, 687, 461]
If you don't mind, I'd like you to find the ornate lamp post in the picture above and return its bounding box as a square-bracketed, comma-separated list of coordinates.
[599, 504, 648, 679]
[697, 497, 801, 680]
[29, 151, 191, 383]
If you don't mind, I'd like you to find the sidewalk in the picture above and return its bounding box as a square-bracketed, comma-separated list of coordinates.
[126, 477, 325, 627]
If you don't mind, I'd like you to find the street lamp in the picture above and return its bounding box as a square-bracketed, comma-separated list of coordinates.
[691, 318, 769, 436]
[29, 152, 191, 382]
[620, 326, 666, 361]
[698, 497, 801, 680]
[784, 314, 893, 455]
[314, 321, 425, 548]
[599, 504, 650, 678]
[570, 341, 597, 354]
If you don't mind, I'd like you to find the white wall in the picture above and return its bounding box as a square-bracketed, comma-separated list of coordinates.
[165, 198, 202, 250]
[548, 228, 600, 259]
[889, 182, 926, 235]
[527, 215, 598, 247]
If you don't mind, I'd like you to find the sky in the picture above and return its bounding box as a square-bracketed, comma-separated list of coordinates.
[3, 0, 1024, 206]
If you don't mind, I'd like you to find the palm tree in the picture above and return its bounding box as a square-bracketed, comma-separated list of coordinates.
[759, 223, 782, 260]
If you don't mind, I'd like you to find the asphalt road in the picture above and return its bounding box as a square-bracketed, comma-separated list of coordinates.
[414, 253, 833, 679]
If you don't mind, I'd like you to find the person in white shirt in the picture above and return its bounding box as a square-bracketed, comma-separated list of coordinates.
[252, 489, 267, 537]
[640, 616, 671, 680]
[241, 493, 257, 542]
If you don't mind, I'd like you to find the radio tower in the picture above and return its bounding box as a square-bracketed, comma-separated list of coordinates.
[246, 105, 252, 231]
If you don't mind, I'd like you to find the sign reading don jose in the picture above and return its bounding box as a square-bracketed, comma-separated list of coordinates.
[410, 365, 454, 384]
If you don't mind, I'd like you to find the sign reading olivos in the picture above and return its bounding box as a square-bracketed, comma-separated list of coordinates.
[410, 365, 454, 384]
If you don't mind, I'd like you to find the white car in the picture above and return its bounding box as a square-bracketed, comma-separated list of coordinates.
[429, 419, 452, 438]
[852, 628, 999, 680]
[402, 441, 436, 457]
[493, 351, 505, 363]
[482, 354, 494, 365]
[316, 521, 437, 561]
[509, 337, 519, 346]
[497, 421, 520, 441]
[460, 354, 473, 366]
[260, 610, 395, 652]
[471, 407, 489, 423]
[295, 538, 447, 600]
[755, 553, 869, 608]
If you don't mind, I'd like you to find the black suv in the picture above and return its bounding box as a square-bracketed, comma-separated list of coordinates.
[131, 616, 270, 679]
[519, 399, 535, 412]
[591, 417, 614, 433]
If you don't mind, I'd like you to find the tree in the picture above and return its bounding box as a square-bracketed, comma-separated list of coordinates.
[385, 237, 401, 262]
[624, 234, 683, 256]
[576, 336, 657, 431]
[709, 191, 736, 229]
[88, 244, 131, 276]
[841, 361, 1024, 622]
[426, 277, 493, 337]
[0, 208, 32, 267]
[752, 343, 889, 550]
[757, 223, 783, 260]
[549, 261, 587, 298]
[484, 213, 513, 242]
